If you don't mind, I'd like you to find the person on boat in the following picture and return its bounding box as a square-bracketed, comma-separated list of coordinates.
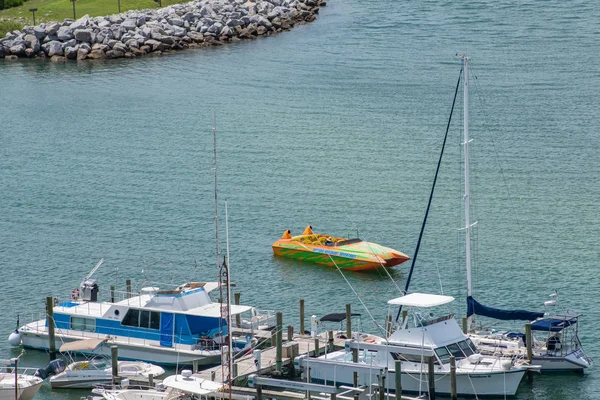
[281, 230, 292, 239]
[325, 237, 334, 246]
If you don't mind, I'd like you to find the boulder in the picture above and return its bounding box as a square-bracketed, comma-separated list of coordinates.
[187, 32, 204, 42]
[70, 15, 90, 30]
[9, 43, 26, 56]
[57, 26, 73, 41]
[24, 48, 36, 57]
[64, 45, 79, 59]
[92, 43, 109, 52]
[80, 42, 92, 52]
[171, 26, 186, 37]
[136, 16, 147, 27]
[74, 29, 94, 43]
[159, 35, 175, 45]
[87, 49, 106, 59]
[24, 35, 40, 53]
[125, 39, 139, 48]
[50, 55, 66, 62]
[112, 42, 128, 52]
[4, 55, 19, 61]
[42, 41, 64, 57]
[77, 47, 89, 60]
[45, 23, 60, 35]
[121, 19, 137, 31]
[33, 26, 46, 40]
[105, 49, 125, 59]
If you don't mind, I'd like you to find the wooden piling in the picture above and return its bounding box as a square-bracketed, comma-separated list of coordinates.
[450, 356, 457, 400]
[13, 357, 18, 400]
[401, 310, 408, 325]
[234, 292, 241, 327]
[111, 345, 119, 385]
[328, 330, 334, 352]
[330, 393, 336, 400]
[256, 384, 263, 400]
[378, 372, 385, 400]
[300, 299, 305, 334]
[462, 317, 468, 334]
[276, 311, 283, 373]
[314, 338, 320, 356]
[428, 356, 435, 400]
[46, 296, 56, 360]
[345, 304, 351, 338]
[110, 285, 115, 303]
[525, 323, 533, 362]
[287, 325, 294, 342]
[385, 315, 392, 337]
[148, 373, 154, 388]
[126, 279, 131, 299]
[232, 363, 238, 380]
[192, 359, 198, 373]
[394, 359, 402, 397]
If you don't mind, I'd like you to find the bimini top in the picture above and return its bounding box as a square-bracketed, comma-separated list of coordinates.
[388, 293, 454, 308]
[531, 314, 580, 332]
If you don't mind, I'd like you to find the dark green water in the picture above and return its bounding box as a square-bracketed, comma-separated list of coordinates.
[1, 1, 599, 398]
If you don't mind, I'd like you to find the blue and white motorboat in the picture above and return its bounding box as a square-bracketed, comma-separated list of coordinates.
[12, 274, 275, 366]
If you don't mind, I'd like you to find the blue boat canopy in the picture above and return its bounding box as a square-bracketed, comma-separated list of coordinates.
[531, 317, 577, 332]
[467, 296, 544, 321]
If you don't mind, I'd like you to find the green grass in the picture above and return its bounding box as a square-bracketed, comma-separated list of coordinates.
[0, 20, 23, 36]
[0, 0, 183, 25]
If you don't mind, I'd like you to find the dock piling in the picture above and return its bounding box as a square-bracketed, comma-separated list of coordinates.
[126, 279, 131, 299]
[328, 330, 334, 352]
[385, 315, 392, 337]
[287, 325, 294, 342]
[314, 338, 320, 356]
[234, 292, 241, 327]
[395, 359, 402, 397]
[192, 359, 198, 373]
[276, 311, 283, 373]
[378, 371, 385, 400]
[450, 356, 457, 400]
[462, 317, 468, 334]
[345, 304, 351, 338]
[352, 348, 358, 387]
[148, 373, 154, 388]
[525, 322, 533, 380]
[300, 299, 305, 334]
[428, 356, 435, 400]
[111, 345, 119, 385]
[110, 285, 115, 303]
[45, 296, 56, 360]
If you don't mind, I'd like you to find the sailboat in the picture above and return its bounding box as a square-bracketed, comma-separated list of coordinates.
[453, 56, 592, 373]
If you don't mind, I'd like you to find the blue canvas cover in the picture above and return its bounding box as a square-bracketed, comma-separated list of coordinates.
[531, 318, 577, 332]
[467, 296, 544, 321]
[160, 313, 174, 347]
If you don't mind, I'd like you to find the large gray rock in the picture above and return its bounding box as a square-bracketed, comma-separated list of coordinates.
[168, 17, 184, 27]
[80, 42, 92, 52]
[42, 41, 64, 57]
[64, 45, 79, 59]
[125, 38, 139, 48]
[33, 26, 46, 40]
[9, 43, 26, 56]
[207, 22, 223, 34]
[187, 32, 204, 42]
[70, 15, 90, 30]
[112, 42, 128, 52]
[57, 26, 73, 41]
[24, 35, 40, 53]
[92, 43, 109, 52]
[136, 16, 146, 27]
[45, 23, 60, 35]
[121, 19, 137, 31]
[106, 49, 125, 59]
[74, 29, 94, 42]
[159, 35, 175, 45]
[171, 26, 186, 37]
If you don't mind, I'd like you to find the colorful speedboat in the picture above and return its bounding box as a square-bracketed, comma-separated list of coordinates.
[272, 226, 409, 271]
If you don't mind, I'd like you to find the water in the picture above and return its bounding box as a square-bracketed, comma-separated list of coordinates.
[1, 1, 599, 398]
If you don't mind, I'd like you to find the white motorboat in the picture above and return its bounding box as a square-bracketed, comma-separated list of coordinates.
[43, 338, 165, 389]
[12, 260, 273, 366]
[297, 293, 528, 397]
[0, 358, 43, 400]
[92, 370, 221, 400]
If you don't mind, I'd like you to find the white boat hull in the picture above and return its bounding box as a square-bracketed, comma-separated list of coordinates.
[19, 329, 220, 367]
[306, 359, 525, 397]
[0, 376, 43, 400]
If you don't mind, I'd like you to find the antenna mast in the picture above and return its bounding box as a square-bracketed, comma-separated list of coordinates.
[218, 201, 233, 399]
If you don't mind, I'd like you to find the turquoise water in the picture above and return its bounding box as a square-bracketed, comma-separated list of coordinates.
[1, 1, 599, 398]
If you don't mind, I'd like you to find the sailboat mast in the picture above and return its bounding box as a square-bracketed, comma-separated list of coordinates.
[213, 113, 220, 271]
[462, 56, 473, 331]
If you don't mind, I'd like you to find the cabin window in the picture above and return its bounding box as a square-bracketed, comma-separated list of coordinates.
[458, 340, 475, 356]
[121, 309, 161, 330]
[121, 309, 140, 327]
[434, 347, 451, 364]
[71, 317, 96, 332]
[391, 352, 426, 363]
[446, 343, 464, 358]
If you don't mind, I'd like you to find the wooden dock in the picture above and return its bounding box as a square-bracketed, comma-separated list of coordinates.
[195, 334, 347, 383]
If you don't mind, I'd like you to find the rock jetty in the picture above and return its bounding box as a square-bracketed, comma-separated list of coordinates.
[0, 0, 323, 61]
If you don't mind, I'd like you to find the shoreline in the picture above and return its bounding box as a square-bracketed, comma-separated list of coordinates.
[0, 0, 324, 62]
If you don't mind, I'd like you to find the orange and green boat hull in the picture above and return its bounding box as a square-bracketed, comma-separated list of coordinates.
[272, 235, 409, 272]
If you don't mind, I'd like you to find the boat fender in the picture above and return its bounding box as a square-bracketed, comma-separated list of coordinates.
[8, 331, 21, 347]
[71, 288, 80, 300]
[364, 338, 376, 343]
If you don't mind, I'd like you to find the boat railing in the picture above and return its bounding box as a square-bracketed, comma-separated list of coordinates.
[0, 364, 41, 379]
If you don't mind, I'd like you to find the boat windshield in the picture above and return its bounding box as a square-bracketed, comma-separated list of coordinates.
[434, 339, 476, 364]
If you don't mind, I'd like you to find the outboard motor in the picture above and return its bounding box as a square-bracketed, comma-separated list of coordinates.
[81, 279, 99, 302]
[35, 358, 66, 379]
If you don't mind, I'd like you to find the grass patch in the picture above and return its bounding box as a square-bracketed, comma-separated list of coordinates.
[0, 20, 22, 36]
[0, 0, 183, 25]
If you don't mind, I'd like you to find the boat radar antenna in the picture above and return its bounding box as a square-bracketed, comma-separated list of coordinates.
[80, 258, 105, 288]
[218, 201, 233, 400]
